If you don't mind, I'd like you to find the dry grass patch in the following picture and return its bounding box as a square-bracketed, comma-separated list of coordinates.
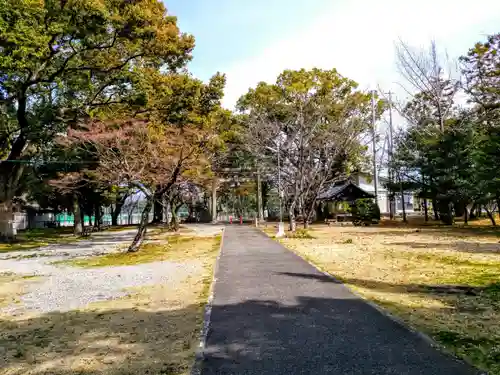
[0, 236, 220, 375]
[103, 225, 139, 232]
[0, 228, 77, 253]
[272, 224, 500, 374]
[150, 226, 196, 238]
[59, 235, 221, 268]
[0, 273, 40, 309]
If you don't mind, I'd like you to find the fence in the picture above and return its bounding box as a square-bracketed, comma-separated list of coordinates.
[12, 205, 193, 231]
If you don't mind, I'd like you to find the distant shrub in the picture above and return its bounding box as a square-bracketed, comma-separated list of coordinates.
[286, 228, 315, 239]
[350, 198, 380, 226]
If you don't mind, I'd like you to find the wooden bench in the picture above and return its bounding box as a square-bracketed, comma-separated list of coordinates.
[81, 227, 92, 237]
[324, 218, 337, 226]
[44, 221, 58, 228]
[336, 214, 352, 222]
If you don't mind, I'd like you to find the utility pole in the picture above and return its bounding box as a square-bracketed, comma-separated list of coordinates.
[387, 91, 395, 220]
[256, 168, 264, 223]
[211, 177, 218, 223]
[371, 90, 379, 205]
[400, 175, 407, 223]
[276, 136, 285, 237]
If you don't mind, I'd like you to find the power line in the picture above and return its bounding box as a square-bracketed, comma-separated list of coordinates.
[0, 160, 99, 164]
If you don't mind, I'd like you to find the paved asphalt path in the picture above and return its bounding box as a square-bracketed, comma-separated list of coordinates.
[201, 226, 481, 375]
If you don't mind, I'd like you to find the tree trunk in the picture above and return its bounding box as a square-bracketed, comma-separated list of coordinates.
[128, 197, 153, 252]
[423, 198, 429, 222]
[389, 193, 395, 220]
[170, 203, 181, 232]
[301, 204, 308, 229]
[73, 195, 83, 236]
[111, 207, 117, 226]
[153, 199, 163, 223]
[94, 203, 102, 230]
[0, 201, 16, 240]
[80, 205, 85, 231]
[463, 202, 468, 225]
[438, 200, 454, 225]
[454, 201, 465, 217]
[400, 183, 407, 223]
[111, 193, 128, 226]
[432, 198, 439, 220]
[153, 188, 164, 223]
[303, 199, 317, 229]
[211, 178, 218, 223]
[485, 207, 497, 226]
[256, 170, 264, 222]
[288, 206, 296, 232]
[469, 203, 478, 220]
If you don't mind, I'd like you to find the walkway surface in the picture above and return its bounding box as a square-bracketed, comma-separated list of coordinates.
[201, 226, 481, 375]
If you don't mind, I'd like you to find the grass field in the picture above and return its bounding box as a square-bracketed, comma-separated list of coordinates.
[0, 228, 77, 253]
[57, 235, 220, 268]
[0, 233, 221, 375]
[264, 221, 500, 374]
[0, 273, 40, 309]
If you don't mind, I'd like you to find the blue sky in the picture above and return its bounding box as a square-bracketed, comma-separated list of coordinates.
[166, 0, 500, 109]
[166, 0, 331, 79]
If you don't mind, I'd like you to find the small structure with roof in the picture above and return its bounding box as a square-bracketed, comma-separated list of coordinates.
[316, 181, 375, 222]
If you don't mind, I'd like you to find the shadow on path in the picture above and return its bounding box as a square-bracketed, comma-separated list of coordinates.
[200, 226, 481, 375]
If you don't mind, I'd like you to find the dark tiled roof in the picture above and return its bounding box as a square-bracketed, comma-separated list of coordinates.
[318, 182, 375, 201]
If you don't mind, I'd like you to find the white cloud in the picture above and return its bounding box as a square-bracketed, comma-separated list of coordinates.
[222, 0, 500, 109]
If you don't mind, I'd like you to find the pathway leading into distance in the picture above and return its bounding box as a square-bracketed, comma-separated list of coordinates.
[201, 226, 481, 375]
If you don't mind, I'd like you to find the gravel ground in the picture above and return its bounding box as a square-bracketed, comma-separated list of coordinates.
[3, 261, 203, 315]
[0, 225, 222, 315]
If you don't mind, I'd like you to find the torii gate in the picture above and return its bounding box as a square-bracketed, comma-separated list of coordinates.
[210, 167, 264, 224]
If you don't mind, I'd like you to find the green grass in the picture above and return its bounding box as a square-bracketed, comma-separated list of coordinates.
[104, 225, 138, 232]
[0, 235, 221, 375]
[57, 235, 221, 268]
[0, 228, 77, 253]
[285, 228, 315, 239]
[273, 224, 500, 374]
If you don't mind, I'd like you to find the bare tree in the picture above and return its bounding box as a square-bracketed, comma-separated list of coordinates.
[395, 39, 460, 132]
[240, 69, 376, 230]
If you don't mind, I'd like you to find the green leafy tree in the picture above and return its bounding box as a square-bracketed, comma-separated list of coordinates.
[60, 71, 228, 252]
[239, 68, 378, 230]
[461, 33, 500, 122]
[390, 34, 500, 226]
[0, 0, 194, 237]
[393, 113, 481, 225]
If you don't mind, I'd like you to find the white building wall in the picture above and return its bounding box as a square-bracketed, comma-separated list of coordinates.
[356, 174, 415, 214]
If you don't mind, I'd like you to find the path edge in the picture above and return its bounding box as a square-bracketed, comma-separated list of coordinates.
[255, 228, 487, 375]
[190, 227, 225, 375]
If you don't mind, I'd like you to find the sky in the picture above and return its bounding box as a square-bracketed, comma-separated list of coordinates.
[166, 0, 500, 110]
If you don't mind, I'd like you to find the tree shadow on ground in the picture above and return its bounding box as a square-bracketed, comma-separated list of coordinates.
[202, 297, 480, 375]
[0, 295, 483, 375]
[389, 241, 500, 254]
[0, 303, 204, 375]
[373, 226, 500, 239]
[276, 272, 500, 297]
[271, 273, 499, 374]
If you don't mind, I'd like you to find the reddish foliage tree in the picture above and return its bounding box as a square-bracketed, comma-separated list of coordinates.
[58, 118, 214, 251]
